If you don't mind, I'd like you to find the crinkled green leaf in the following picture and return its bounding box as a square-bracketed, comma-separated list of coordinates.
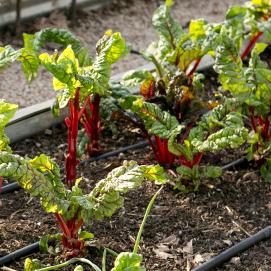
[88, 31, 127, 96]
[0, 152, 68, 213]
[88, 161, 167, 221]
[130, 98, 181, 138]
[20, 28, 89, 82]
[192, 126, 248, 152]
[112, 252, 145, 271]
[122, 70, 154, 88]
[0, 45, 20, 70]
[0, 100, 18, 152]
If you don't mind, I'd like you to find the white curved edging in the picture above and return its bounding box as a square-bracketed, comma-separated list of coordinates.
[5, 99, 67, 143]
[0, 0, 112, 27]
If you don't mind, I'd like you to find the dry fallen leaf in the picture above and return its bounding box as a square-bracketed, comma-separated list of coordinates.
[153, 244, 175, 259]
[162, 234, 179, 245]
[182, 239, 193, 254]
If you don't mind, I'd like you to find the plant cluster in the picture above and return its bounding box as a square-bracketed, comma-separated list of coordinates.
[1, 0, 271, 270]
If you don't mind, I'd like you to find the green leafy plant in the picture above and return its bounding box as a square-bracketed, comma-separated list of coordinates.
[24, 29, 127, 187]
[120, 95, 248, 190]
[168, 98, 248, 190]
[214, 26, 271, 181]
[118, 0, 223, 167]
[0, 100, 167, 255]
[23, 187, 163, 271]
[222, 0, 271, 60]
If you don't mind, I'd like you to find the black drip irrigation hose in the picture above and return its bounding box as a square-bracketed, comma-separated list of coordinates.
[0, 242, 39, 266]
[1, 140, 149, 194]
[192, 225, 271, 271]
[221, 157, 247, 171]
[0, 239, 53, 267]
[81, 140, 149, 165]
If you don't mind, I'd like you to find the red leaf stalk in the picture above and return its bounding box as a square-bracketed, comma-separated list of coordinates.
[187, 58, 202, 77]
[55, 212, 84, 252]
[153, 136, 176, 166]
[179, 153, 203, 168]
[65, 88, 80, 188]
[80, 94, 101, 156]
[241, 32, 263, 60]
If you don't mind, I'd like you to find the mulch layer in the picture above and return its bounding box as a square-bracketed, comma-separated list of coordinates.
[0, 121, 270, 271]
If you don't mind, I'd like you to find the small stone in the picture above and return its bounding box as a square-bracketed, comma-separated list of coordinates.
[230, 257, 240, 265]
[44, 129, 52, 135]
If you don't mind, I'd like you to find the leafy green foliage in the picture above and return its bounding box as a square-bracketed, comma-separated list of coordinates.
[87, 161, 167, 221]
[0, 100, 18, 152]
[19, 28, 88, 82]
[39, 30, 127, 108]
[0, 46, 20, 70]
[0, 152, 68, 213]
[175, 165, 222, 191]
[112, 252, 145, 271]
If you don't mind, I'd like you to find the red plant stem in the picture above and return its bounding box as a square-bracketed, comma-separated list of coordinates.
[179, 153, 203, 169]
[249, 106, 257, 132]
[65, 88, 80, 188]
[0, 176, 3, 193]
[241, 32, 263, 60]
[187, 58, 202, 77]
[153, 136, 176, 166]
[263, 118, 270, 139]
[55, 213, 71, 238]
[155, 136, 165, 163]
[81, 94, 101, 156]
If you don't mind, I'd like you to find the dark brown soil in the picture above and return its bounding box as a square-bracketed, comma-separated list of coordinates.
[0, 121, 270, 271]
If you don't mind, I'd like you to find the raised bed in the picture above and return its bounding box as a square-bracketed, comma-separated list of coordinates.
[0, 1, 271, 270]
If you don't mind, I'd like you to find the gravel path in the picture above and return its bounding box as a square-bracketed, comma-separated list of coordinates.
[0, 0, 245, 107]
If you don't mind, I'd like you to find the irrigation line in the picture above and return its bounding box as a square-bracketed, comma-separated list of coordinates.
[0, 242, 39, 266]
[192, 225, 271, 271]
[221, 157, 247, 171]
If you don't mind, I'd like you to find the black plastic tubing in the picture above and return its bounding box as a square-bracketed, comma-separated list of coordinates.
[0, 242, 40, 266]
[192, 225, 271, 271]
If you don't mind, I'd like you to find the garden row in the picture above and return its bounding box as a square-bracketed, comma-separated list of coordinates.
[0, 0, 271, 270]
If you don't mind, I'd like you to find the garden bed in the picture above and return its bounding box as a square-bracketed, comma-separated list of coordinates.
[0, 0, 244, 107]
[1, 0, 271, 270]
[0, 122, 270, 270]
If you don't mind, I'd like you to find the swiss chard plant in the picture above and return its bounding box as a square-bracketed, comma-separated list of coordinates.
[122, 0, 214, 114]
[32, 30, 126, 187]
[120, 95, 248, 190]
[214, 26, 271, 181]
[0, 100, 168, 256]
[0, 28, 127, 187]
[23, 187, 163, 271]
[118, 0, 225, 167]
[223, 0, 271, 60]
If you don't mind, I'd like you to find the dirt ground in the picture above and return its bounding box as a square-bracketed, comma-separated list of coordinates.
[0, 121, 270, 271]
[0, 0, 245, 107]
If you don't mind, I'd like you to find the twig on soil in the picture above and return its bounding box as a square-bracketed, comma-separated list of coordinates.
[231, 220, 252, 237]
[1, 267, 17, 271]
